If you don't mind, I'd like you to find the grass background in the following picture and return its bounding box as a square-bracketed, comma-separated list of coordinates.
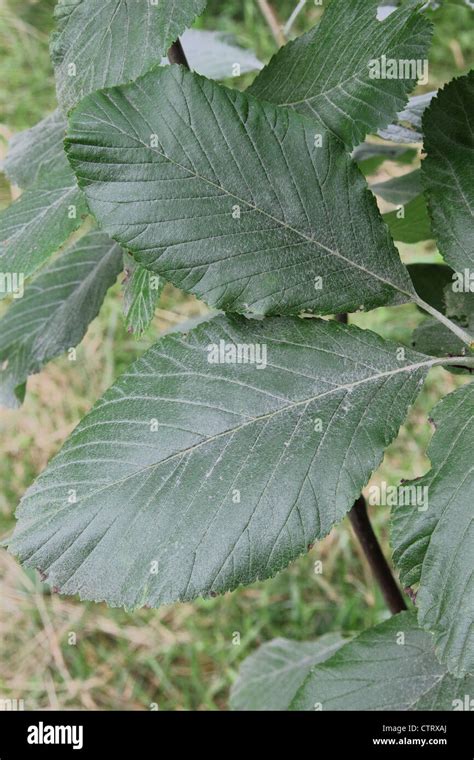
[0, 0, 472, 710]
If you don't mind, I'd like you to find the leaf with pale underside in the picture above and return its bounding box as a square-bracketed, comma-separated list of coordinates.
[422, 71, 474, 273]
[8, 316, 435, 608]
[166, 30, 263, 80]
[1, 109, 67, 189]
[391, 383, 474, 676]
[291, 612, 474, 710]
[66, 66, 416, 317]
[0, 169, 88, 299]
[230, 634, 346, 711]
[0, 230, 122, 407]
[378, 90, 436, 143]
[248, 0, 432, 149]
[50, 0, 208, 112]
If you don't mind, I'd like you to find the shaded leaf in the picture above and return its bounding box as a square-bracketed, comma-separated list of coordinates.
[411, 318, 466, 359]
[230, 634, 346, 711]
[422, 72, 474, 272]
[408, 262, 453, 313]
[411, 326, 472, 373]
[51, 0, 207, 111]
[66, 66, 416, 317]
[248, 0, 432, 149]
[8, 315, 434, 608]
[291, 612, 474, 710]
[392, 384, 474, 676]
[0, 230, 122, 407]
[409, 268, 474, 365]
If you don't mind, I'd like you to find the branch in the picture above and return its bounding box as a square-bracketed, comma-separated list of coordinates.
[349, 496, 407, 615]
[256, 0, 285, 47]
[167, 38, 191, 69]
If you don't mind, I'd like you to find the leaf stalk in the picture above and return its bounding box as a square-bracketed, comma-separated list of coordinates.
[348, 496, 407, 615]
[415, 296, 474, 349]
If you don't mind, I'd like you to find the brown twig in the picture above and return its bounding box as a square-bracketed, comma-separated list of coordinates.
[256, 0, 285, 47]
[335, 309, 407, 613]
[349, 496, 407, 614]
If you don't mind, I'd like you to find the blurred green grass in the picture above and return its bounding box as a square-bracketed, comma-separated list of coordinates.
[0, 0, 472, 711]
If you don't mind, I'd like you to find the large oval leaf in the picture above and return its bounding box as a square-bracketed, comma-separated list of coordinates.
[66, 66, 416, 317]
[9, 316, 437, 608]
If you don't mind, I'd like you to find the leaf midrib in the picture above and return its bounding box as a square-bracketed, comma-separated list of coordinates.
[31, 354, 437, 511]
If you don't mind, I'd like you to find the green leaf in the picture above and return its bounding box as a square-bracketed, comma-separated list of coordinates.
[51, 0, 207, 112]
[383, 195, 432, 243]
[0, 168, 88, 298]
[248, 0, 432, 149]
[408, 262, 453, 313]
[411, 318, 466, 359]
[66, 66, 416, 317]
[8, 315, 434, 608]
[371, 169, 422, 204]
[422, 72, 474, 273]
[445, 287, 474, 329]
[392, 384, 474, 676]
[123, 253, 164, 336]
[291, 611, 474, 710]
[0, 230, 122, 408]
[409, 267, 474, 364]
[230, 634, 346, 711]
[1, 109, 67, 189]
[171, 30, 263, 79]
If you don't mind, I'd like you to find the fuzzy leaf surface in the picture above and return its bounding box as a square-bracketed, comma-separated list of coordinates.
[66, 66, 416, 317]
[9, 316, 432, 608]
[392, 384, 474, 676]
[291, 612, 474, 710]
